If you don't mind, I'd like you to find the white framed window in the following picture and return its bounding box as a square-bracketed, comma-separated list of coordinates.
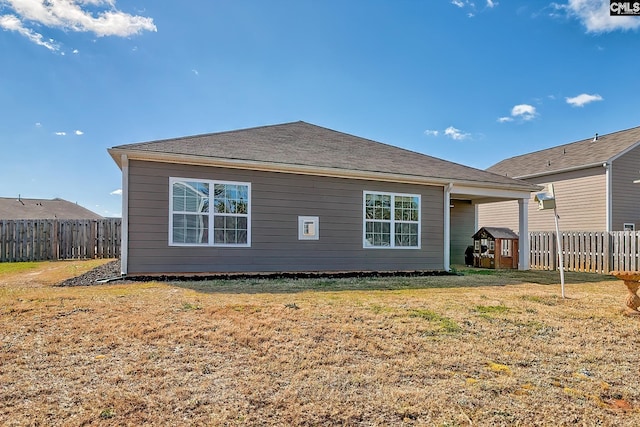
[363, 191, 420, 249]
[298, 216, 319, 240]
[501, 239, 512, 257]
[169, 177, 251, 247]
[624, 223, 635, 231]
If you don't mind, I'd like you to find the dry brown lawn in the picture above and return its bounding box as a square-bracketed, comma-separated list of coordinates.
[1, 260, 639, 426]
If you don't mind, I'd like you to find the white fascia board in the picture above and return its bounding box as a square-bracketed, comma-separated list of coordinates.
[108, 149, 537, 193]
[512, 162, 605, 180]
[450, 184, 539, 200]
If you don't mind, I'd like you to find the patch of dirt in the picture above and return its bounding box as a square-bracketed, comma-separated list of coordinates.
[56, 260, 133, 287]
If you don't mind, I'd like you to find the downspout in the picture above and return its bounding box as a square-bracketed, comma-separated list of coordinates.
[444, 183, 453, 272]
[120, 154, 129, 276]
[604, 162, 612, 232]
[473, 203, 478, 234]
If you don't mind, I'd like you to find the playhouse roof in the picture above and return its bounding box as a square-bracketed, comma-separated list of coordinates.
[472, 226, 519, 240]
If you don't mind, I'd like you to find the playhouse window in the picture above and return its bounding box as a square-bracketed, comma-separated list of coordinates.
[363, 191, 420, 248]
[501, 239, 512, 257]
[170, 178, 250, 247]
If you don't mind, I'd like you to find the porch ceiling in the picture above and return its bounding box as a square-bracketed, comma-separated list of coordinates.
[450, 183, 541, 204]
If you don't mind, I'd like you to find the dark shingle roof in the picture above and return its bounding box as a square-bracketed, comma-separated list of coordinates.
[110, 121, 536, 190]
[473, 227, 519, 240]
[488, 125, 640, 178]
[0, 197, 103, 220]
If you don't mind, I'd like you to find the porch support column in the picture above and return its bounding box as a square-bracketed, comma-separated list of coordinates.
[444, 183, 453, 271]
[518, 197, 529, 270]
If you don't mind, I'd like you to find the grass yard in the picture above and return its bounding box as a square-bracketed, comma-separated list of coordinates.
[1, 260, 639, 426]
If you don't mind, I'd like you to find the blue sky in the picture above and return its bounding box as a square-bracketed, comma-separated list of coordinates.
[1, 0, 639, 217]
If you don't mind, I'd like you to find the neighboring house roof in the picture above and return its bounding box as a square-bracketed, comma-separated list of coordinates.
[488, 125, 640, 178]
[0, 197, 104, 220]
[109, 121, 537, 192]
[473, 226, 519, 240]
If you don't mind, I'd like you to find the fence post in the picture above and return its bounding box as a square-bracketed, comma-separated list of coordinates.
[0, 220, 5, 262]
[605, 232, 611, 273]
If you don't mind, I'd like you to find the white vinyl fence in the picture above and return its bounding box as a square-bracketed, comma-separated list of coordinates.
[529, 231, 640, 273]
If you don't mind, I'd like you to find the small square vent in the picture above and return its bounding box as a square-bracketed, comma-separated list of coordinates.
[298, 216, 319, 240]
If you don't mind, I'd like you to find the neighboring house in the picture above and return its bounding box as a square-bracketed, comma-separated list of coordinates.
[108, 121, 539, 276]
[478, 125, 640, 232]
[0, 196, 103, 220]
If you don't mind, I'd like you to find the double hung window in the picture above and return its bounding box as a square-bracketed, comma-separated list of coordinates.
[363, 191, 420, 248]
[169, 178, 250, 246]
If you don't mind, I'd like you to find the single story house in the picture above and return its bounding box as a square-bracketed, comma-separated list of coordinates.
[478, 125, 640, 232]
[108, 121, 539, 276]
[0, 196, 103, 220]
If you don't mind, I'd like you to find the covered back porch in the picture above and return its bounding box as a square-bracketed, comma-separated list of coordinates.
[444, 183, 536, 271]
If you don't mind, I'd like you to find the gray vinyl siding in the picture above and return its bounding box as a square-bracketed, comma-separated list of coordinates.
[450, 200, 475, 265]
[478, 166, 606, 232]
[126, 160, 444, 274]
[611, 145, 640, 230]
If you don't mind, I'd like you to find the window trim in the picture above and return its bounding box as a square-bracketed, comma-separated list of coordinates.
[362, 190, 421, 249]
[169, 177, 251, 247]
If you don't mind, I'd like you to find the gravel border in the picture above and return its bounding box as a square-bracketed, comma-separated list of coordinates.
[56, 260, 133, 287]
[56, 260, 454, 287]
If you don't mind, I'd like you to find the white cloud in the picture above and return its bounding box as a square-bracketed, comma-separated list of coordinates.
[0, 14, 59, 51]
[72, 48, 79, 54]
[498, 103, 537, 123]
[191, 69, 199, 76]
[75, 129, 84, 135]
[35, 122, 42, 127]
[557, 0, 640, 32]
[110, 189, 122, 196]
[0, 0, 156, 51]
[511, 104, 537, 121]
[565, 93, 603, 107]
[424, 127, 472, 140]
[54, 131, 66, 136]
[452, 0, 496, 15]
[444, 126, 471, 140]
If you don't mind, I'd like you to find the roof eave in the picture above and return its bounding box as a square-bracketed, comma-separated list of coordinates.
[494, 140, 640, 180]
[507, 161, 607, 180]
[108, 148, 539, 193]
[608, 139, 640, 163]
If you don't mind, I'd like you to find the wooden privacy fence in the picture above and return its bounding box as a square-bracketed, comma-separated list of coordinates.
[529, 231, 640, 273]
[0, 219, 121, 262]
